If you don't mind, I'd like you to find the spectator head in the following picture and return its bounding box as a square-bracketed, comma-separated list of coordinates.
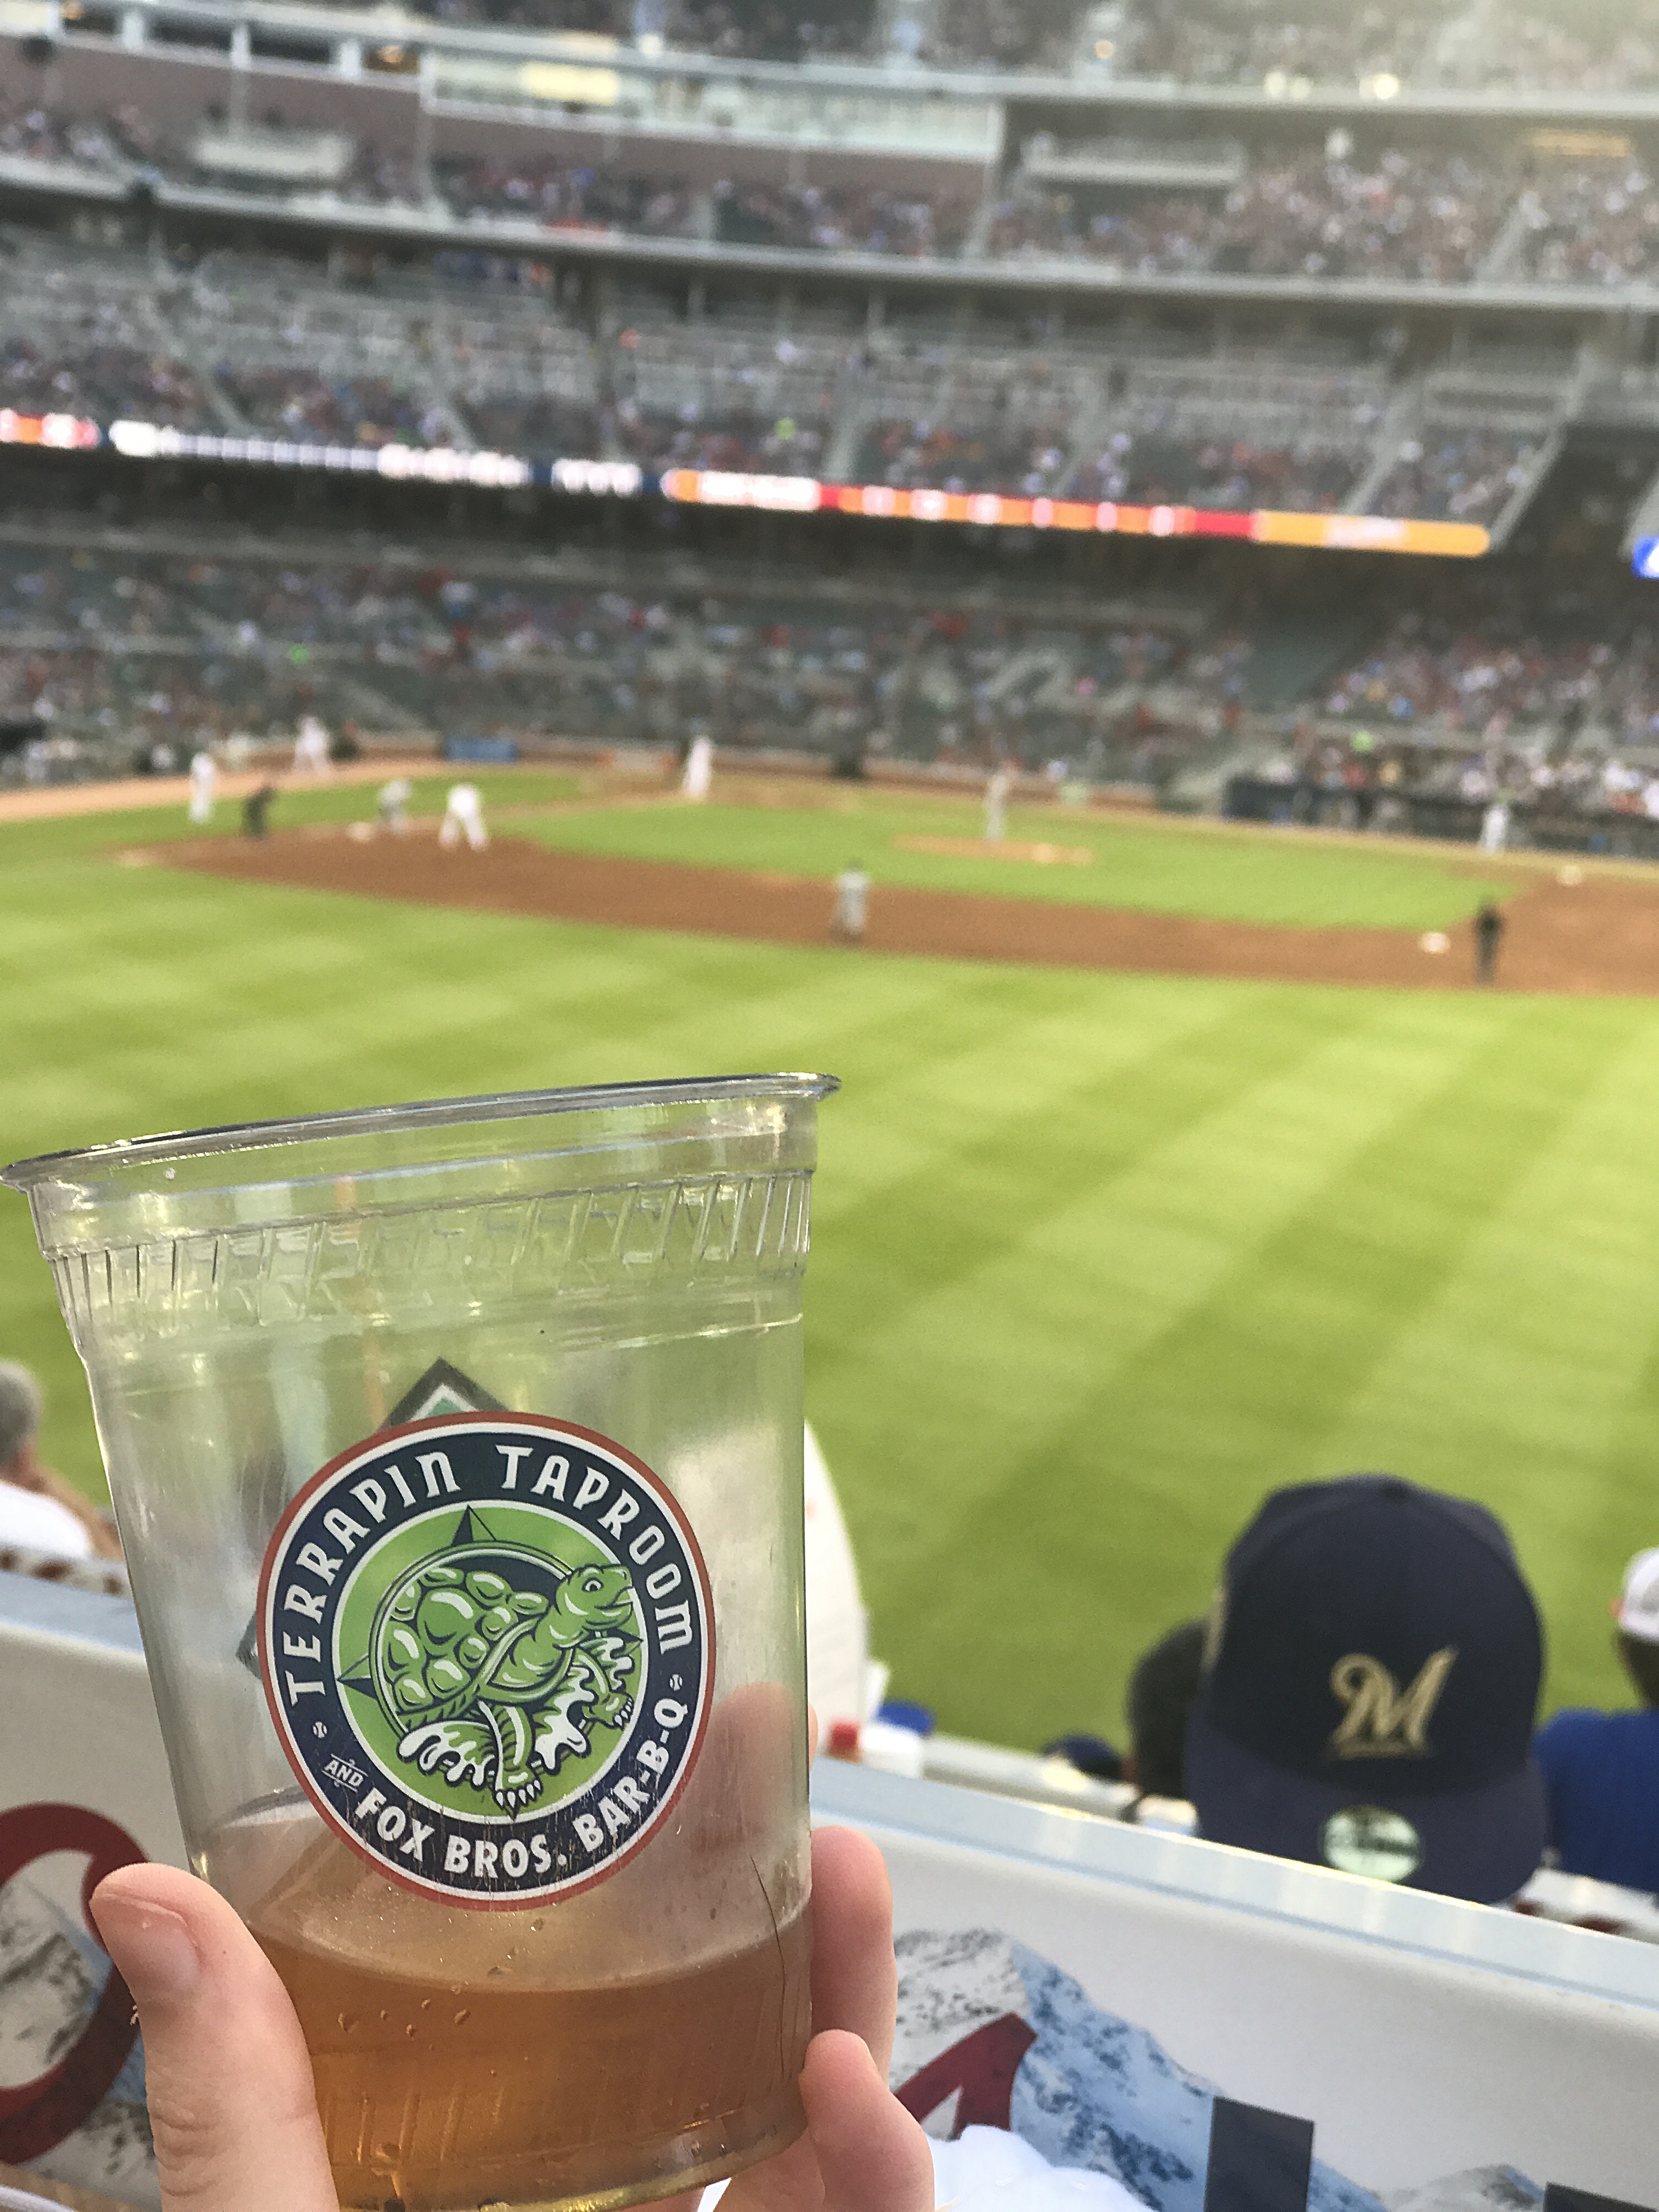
[1124, 1618, 1206, 1800]
[1613, 1547, 1659, 1707]
[0, 1360, 43, 1480]
[1186, 1475, 1545, 1903]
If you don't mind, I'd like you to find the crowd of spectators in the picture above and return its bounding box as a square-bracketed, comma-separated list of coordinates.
[15, 83, 1659, 304]
[16, 0, 1659, 87]
[439, 162, 972, 258]
[1430, 2, 1659, 94]
[1369, 430, 1539, 526]
[987, 146, 1510, 283]
[2, 227, 1534, 527]
[0, 91, 123, 173]
[1312, 604, 1659, 758]
[0, 539, 1254, 782]
[917, 0, 1084, 71]
[713, 182, 972, 258]
[1215, 148, 1505, 283]
[1512, 161, 1659, 289]
[1114, 0, 1436, 90]
[252, 0, 1659, 95]
[1113, 0, 1659, 94]
[983, 190, 1218, 273]
[420, 0, 878, 62]
[1068, 430, 1358, 512]
[439, 158, 697, 236]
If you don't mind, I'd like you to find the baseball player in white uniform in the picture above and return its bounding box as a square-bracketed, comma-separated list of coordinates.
[188, 748, 218, 826]
[983, 764, 1012, 844]
[377, 776, 414, 834]
[681, 732, 714, 802]
[831, 860, 871, 945]
[440, 782, 488, 850]
[294, 714, 332, 775]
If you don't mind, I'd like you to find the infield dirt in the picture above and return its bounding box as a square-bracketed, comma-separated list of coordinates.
[162, 822, 1659, 995]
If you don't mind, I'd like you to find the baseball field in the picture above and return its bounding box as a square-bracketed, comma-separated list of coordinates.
[5, 765, 1659, 1748]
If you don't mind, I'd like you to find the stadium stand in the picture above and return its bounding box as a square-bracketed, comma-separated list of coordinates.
[1510, 157, 1659, 287]
[21, 505, 1659, 857]
[112, 0, 1650, 86]
[439, 157, 697, 236]
[15, 81, 1659, 312]
[987, 140, 1510, 281]
[1112, 0, 1659, 91]
[0, 526, 1255, 783]
[0, 205, 1558, 530]
[1, 0, 1658, 841]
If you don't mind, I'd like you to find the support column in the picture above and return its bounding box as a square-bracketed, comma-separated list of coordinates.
[414, 50, 436, 201]
[228, 21, 250, 128]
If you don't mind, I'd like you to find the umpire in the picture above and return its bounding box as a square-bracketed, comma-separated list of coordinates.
[1474, 900, 1505, 985]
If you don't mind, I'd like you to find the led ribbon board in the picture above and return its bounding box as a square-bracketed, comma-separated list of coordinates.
[16, 416, 1493, 557]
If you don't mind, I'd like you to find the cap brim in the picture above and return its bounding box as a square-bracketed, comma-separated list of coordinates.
[1184, 1708, 1547, 1905]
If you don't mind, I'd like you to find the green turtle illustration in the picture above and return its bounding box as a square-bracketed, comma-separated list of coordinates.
[366, 1549, 640, 1813]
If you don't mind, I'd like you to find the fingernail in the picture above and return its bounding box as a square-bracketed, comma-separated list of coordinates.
[93, 1896, 201, 2005]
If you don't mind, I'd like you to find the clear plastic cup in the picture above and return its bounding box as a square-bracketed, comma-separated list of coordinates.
[3, 1075, 837, 2212]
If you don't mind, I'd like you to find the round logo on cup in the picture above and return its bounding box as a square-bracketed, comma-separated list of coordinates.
[257, 1415, 713, 1909]
[1319, 1804, 1423, 1884]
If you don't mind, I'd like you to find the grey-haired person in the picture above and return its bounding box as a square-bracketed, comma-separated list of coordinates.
[0, 1359, 122, 1561]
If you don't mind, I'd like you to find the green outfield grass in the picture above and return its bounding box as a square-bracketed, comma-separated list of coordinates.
[1, 791, 1652, 1750]
[521, 789, 1509, 930]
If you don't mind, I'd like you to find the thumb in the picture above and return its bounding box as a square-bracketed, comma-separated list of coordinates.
[89, 1864, 335, 2212]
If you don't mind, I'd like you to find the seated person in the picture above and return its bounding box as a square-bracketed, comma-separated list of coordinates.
[0, 1359, 122, 1562]
[1184, 1474, 1546, 1904]
[1534, 1548, 1659, 1895]
[1042, 1619, 1205, 1809]
[1124, 1618, 1206, 1805]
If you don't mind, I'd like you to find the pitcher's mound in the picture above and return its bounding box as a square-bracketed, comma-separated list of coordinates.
[894, 835, 1092, 866]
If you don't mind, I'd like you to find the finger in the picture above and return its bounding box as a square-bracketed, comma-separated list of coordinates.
[801, 2031, 935, 2212]
[809, 1826, 898, 2077]
[717, 2032, 934, 2212]
[91, 1864, 335, 2212]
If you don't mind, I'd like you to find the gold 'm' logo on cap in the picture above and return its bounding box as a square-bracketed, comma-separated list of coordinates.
[1327, 1648, 1458, 1759]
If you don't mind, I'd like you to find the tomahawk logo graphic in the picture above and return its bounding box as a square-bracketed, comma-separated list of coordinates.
[257, 1415, 713, 1907]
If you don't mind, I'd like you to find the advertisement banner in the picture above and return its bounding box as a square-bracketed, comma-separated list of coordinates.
[3, 1576, 1654, 2211]
[815, 1760, 1658, 2210]
[0, 1579, 182, 2209]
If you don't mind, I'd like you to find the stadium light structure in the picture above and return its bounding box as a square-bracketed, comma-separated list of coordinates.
[0, 409, 1492, 560]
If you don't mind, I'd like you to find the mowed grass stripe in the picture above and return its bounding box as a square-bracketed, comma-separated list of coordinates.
[7, 808, 1658, 1746]
[1310, 1009, 1659, 1711]
[5, 868, 897, 1140]
[810, 971, 1242, 1213]
[813, 991, 1515, 1703]
[809, 986, 1363, 1340]
[901, 998, 1628, 1745]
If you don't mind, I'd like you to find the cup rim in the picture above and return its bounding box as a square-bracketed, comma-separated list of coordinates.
[1, 1074, 839, 1192]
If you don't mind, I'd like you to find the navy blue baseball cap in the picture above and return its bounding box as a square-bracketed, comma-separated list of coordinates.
[1185, 1475, 1546, 1903]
